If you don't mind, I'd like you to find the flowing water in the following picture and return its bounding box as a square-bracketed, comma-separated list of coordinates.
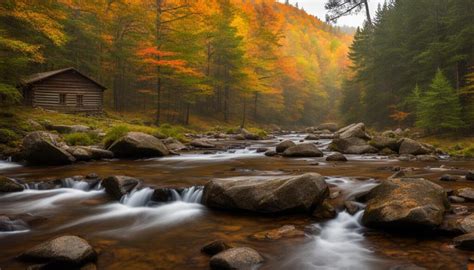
[1, 135, 473, 269]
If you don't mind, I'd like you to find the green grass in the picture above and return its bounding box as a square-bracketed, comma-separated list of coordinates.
[103, 126, 129, 148]
[64, 132, 98, 146]
[421, 136, 474, 158]
[0, 128, 19, 146]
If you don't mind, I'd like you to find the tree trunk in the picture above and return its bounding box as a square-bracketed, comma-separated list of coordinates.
[363, 0, 372, 25]
[185, 103, 190, 125]
[241, 97, 247, 128]
[155, 0, 163, 125]
[253, 92, 258, 121]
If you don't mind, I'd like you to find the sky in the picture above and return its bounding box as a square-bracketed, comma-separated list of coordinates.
[278, 0, 386, 27]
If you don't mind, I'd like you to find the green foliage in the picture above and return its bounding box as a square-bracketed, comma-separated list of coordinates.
[0, 83, 22, 106]
[103, 126, 129, 148]
[415, 69, 464, 132]
[0, 128, 19, 145]
[64, 132, 97, 146]
[157, 124, 189, 142]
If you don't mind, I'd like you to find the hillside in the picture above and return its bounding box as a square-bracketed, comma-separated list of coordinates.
[0, 0, 352, 126]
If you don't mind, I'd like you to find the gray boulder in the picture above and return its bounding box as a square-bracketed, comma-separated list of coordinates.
[305, 134, 319, 140]
[326, 152, 347, 162]
[22, 131, 75, 165]
[47, 124, 91, 134]
[162, 137, 187, 151]
[108, 132, 169, 158]
[276, 140, 296, 153]
[18, 235, 96, 266]
[102, 175, 140, 200]
[362, 178, 449, 229]
[398, 138, 432, 155]
[202, 173, 329, 214]
[330, 137, 378, 155]
[337, 123, 371, 140]
[370, 135, 400, 151]
[209, 247, 263, 270]
[282, 143, 323, 157]
[190, 139, 215, 149]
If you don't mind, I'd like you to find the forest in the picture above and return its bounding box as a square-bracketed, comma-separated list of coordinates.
[341, 0, 474, 133]
[3, 1, 474, 270]
[0, 0, 351, 126]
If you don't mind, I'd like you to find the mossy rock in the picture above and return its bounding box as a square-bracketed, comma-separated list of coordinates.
[0, 176, 24, 192]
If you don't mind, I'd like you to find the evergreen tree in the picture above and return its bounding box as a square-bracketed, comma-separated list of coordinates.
[416, 69, 464, 132]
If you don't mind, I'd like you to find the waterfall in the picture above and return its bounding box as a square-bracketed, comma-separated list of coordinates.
[120, 188, 154, 207]
[62, 178, 90, 191]
[170, 186, 203, 203]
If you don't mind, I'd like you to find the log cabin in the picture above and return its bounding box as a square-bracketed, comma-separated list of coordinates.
[20, 67, 106, 113]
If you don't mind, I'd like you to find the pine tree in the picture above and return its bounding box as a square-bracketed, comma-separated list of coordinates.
[416, 69, 464, 132]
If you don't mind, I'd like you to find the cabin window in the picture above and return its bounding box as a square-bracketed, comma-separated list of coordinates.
[59, 94, 66, 105]
[76, 95, 83, 107]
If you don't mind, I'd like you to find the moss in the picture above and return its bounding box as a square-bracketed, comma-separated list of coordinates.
[0, 128, 19, 145]
[248, 127, 267, 138]
[103, 126, 129, 148]
[64, 132, 97, 146]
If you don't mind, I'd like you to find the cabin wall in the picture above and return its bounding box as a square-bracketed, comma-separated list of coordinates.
[30, 71, 104, 112]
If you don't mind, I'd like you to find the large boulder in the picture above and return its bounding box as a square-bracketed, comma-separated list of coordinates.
[202, 173, 329, 214]
[108, 132, 169, 158]
[398, 138, 431, 155]
[102, 176, 140, 200]
[276, 140, 295, 153]
[337, 123, 371, 140]
[362, 178, 449, 229]
[282, 143, 323, 157]
[18, 235, 96, 266]
[326, 152, 347, 162]
[370, 135, 400, 151]
[209, 247, 263, 270]
[0, 176, 24, 192]
[329, 137, 378, 155]
[22, 131, 76, 165]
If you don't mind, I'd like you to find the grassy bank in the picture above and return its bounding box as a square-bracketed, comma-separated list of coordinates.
[0, 106, 268, 156]
[421, 136, 474, 158]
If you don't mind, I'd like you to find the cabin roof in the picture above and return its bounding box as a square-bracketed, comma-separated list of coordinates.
[22, 67, 107, 90]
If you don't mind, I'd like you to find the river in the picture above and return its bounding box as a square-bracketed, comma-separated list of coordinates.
[0, 134, 472, 269]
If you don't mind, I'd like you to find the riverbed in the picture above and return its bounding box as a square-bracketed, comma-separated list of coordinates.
[1, 134, 473, 269]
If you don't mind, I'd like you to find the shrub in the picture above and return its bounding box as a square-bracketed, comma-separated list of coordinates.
[103, 126, 129, 148]
[64, 133, 94, 146]
[0, 128, 19, 144]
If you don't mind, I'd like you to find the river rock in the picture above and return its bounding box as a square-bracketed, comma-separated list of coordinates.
[398, 138, 431, 155]
[370, 135, 400, 151]
[0, 176, 24, 192]
[344, 201, 362, 215]
[102, 175, 140, 200]
[305, 134, 319, 140]
[67, 147, 113, 161]
[209, 247, 263, 270]
[108, 132, 169, 158]
[467, 171, 474, 181]
[264, 150, 277, 157]
[0, 215, 29, 232]
[202, 173, 329, 214]
[440, 174, 463, 182]
[326, 152, 347, 162]
[312, 200, 337, 220]
[201, 240, 232, 256]
[282, 143, 323, 157]
[318, 123, 338, 132]
[457, 188, 474, 201]
[362, 178, 449, 229]
[276, 140, 295, 153]
[416, 155, 438, 162]
[162, 137, 187, 151]
[190, 139, 215, 149]
[454, 233, 474, 250]
[256, 147, 268, 153]
[18, 235, 96, 266]
[250, 225, 305, 241]
[22, 131, 76, 165]
[449, 196, 465, 203]
[337, 123, 371, 140]
[330, 137, 378, 155]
